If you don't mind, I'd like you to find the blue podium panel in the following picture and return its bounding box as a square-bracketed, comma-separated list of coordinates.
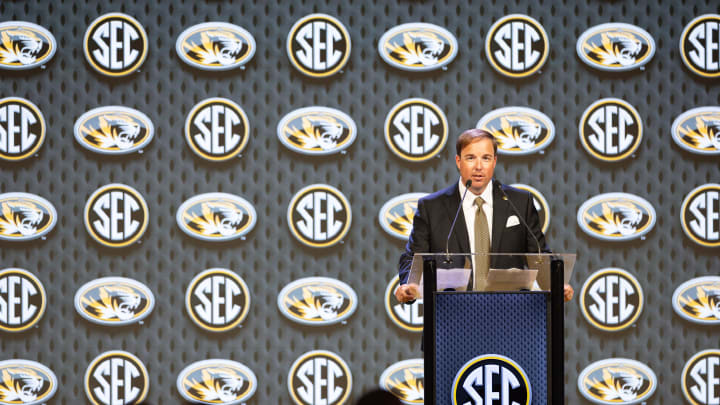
[435, 292, 549, 405]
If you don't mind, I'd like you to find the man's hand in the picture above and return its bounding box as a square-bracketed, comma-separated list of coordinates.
[564, 284, 574, 302]
[395, 283, 419, 303]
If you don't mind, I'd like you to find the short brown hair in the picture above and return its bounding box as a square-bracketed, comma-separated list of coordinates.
[456, 128, 497, 156]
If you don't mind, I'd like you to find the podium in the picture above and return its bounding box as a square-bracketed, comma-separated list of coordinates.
[408, 253, 575, 405]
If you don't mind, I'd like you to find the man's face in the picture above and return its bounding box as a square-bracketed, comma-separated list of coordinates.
[455, 138, 497, 195]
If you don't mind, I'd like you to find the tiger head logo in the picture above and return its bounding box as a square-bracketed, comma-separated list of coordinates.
[387, 367, 424, 402]
[584, 200, 643, 237]
[286, 286, 345, 321]
[183, 29, 247, 66]
[0, 200, 45, 237]
[584, 31, 642, 67]
[678, 114, 720, 150]
[79, 114, 142, 150]
[679, 283, 720, 320]
[80, 285, 142, 321]
[385, 31, 445, 66]
[0, 367, 46, 402]
[488, 115, 543, 151]
[184, 367, 246, 402]
[0, 29, 44, 66]
[586, 366, 645, 401]
[183, 201, 245, 237]
[285, 115, 345, 151]
[386, 202, 416, 236]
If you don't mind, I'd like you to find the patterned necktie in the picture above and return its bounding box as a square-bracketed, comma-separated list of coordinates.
[474, 196, 490, 291]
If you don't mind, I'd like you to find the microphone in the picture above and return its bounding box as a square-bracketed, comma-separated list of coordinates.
[495, 180, 542, 254]
[445, 179, 473, 260]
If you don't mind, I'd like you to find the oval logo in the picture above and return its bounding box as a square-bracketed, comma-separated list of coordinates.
[84, 184, 148, 248]
[177, 359, 257, 404]
[579, 98, 643, 162]
[379, 359, 424, 404]
[287, 13, 351, 78]
[577, 23, 655, 71]
[672, 276, 720, 325]
[0, 268, 46, 333]
[578, 358, 657, 404]
[485, 14, 548, 78]
[73, 106, 154, 154]
[278, 277, 357, 326]
[0, 359, 57, 405]
[0, 97, 45, 161]
[287, 184, 351, 248]
[672, 107, 720, 155]
[0, 192, 56, 241]
[378, 22, 458, 71]
[452, 354, 531, 405]
[288, 350, 352, 405]
[682, 349, 720, 405]
[186, 268, 250, 332]
[84, 350, 148, 405]
[476, 107, 555, 155]
[185, 97, 250, 161]
[73, 276, 154, 326]
[580, 268, 644, 332]
[378, 193, 427, 240]
[681, 184, 720, 247]
[83, 13, 148, 77]
[680, 14, 720, 78]
[277, 106, 357, 155]
[510, 184, 550, 234]
[176, 193, 257, 242]
[577, 193, 656, 241]
[384, 98, 448, 162]
[0, 21, 56, 70]
[176, 22, 256, 71]
[385, 276, 423, 333]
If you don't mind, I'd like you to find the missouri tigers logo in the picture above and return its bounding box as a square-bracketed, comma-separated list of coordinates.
[177, 359, 257, 404]
[378, 193, 427, 240]
[379, 359, 424, 404]
[682, 349, 720, 405]
[176, 22, 256, 70]
[577, 23, 655, 71]
[680, 14, 720, 78]
[0, 22, 56, 70]
[578, 359, 657, 404]
[74, 106, 154, 154]
[577, 193, 656, 241]
[510, 184, 550, 233]
[378, 23, 457, 71]
[278, 277, 357, 326]
[288, 350, 352, 405]
[0, 268, 46, 333]
[672, 107, 720, 155]
[177, 193, 257, 242]
[0, 360, 57, 405]
[0, 97, 46, 161]
[673, 276, 720, 325]
[84, 351, 148, 405]
[476, 107, 554, 155]
[286, 14, 351, 78]
[83, 13, 148, 77]
[0, 193, 56, 241]
[485, 14, 549, 78]
[277, 107, 357, 155]
[74, 277, 154, 326]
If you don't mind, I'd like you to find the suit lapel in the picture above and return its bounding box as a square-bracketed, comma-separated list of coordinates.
[443, 184, 470, 254]
[491, 183, 510, 253]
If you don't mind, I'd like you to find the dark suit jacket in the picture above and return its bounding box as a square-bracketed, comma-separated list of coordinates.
[398, 181, 548, 284]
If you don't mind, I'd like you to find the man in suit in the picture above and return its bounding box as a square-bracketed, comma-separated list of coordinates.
[395, 129, 573, 303]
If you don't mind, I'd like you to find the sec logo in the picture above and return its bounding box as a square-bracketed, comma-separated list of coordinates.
[0, 268, 46, 333]
[186, 268, 251, 332]
[452, 354, 531, 405]
[682, 349, 720, 405]
[681, 184, 720, 247]
[185, 97, 250, 161]
[84, 351, 148, 405]
[384, 98, 448, 162]
[0, 97, 45, 161]
[485, 14, 549, 78]
[84, 13, 148, 77]
[580, 268, 643, 332]
[680, 14, 720, 78]
[288, 350, 352, 405]
[287, 14, 351, 78]
[579, 98, 643, 162]
[84, 184, 148, 248]
[287, 184, 351, 248]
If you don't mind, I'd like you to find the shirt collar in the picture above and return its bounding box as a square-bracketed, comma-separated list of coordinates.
[458, 178, 494, 207]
